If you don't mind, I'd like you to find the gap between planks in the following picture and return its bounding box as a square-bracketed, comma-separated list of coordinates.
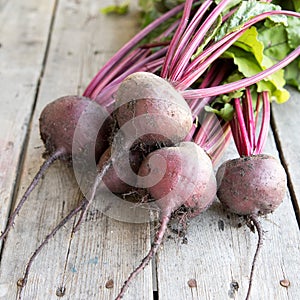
[270, 104, 300, 228]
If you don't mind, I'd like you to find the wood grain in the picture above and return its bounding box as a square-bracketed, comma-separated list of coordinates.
[0, 1, 299, 300]
[272, 87, 300, 220]
[157, 136, 300, 300]
[0, 1, 152, 299]
[0, 0, 56, 250]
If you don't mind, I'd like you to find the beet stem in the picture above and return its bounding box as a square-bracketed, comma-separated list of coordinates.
[168, 0, 212, 79]
[209, 123, 232, 165]
[17, 198, 88, 299]
[160, 0, 193, 78]
[254, 91, 270, 155]
[115, 215, 170, 300]
[234, 98, 252, 156]
[246, 214, 263, 300]
[72, 159, 112, 233]
[244, 88, 255, 151]
[171, 0, 231, 82]
[182, 43, 300, 99]
[0, 149, 64, 241]
[230, 113, 243, 156]
[83, 2, 185, 97]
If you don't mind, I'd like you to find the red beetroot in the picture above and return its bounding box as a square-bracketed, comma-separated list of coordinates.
[115, 72, 193, 147]
[216, 90, 287, 300]
[0, 95, 112, 241]
[97, 145, 145, 194]
[216, 154, 287, 216]
[139, 141, 216, 217]
[115, 141, 216, 299]
[39, 95, 112, 161]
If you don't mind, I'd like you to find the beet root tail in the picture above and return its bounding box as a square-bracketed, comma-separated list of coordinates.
[17, 198, 88, 299]
[72, 159, 112, 233]
[0, 149, 64, 241]
[245, 214, 264, 300]
[115, 214, 170, 300]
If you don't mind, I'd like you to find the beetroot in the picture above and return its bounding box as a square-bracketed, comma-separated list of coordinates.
[216, 153, 287, 299]
[0, 95, 112, 241]
[40, 95, 112, 161]
[97, 145, 145, 194]
[216, 154, 287, 216]
[115, 141, 216, 299]
[216, 90, 287, 300]
[71, 68, 196, 233]
[139, 141, 216, 217]
[114, 72, 193, 147]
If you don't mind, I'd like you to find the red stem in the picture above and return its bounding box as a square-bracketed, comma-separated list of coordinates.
[244, 88, 256, 151]
[184, 28, 241, 76]
[170, 0, 232, 81]
[230, 89, 270, 157]
[183, 45, 300, 99]
[234, 98, 252, 156]
[192, 111, 232, 165]
[83, 2, 185, 97]
[254, 91, 270, 154]
[176, 30, 247, 89]
[161, 0, 194, 78]
[209, 122, 232, 165]
[167, 0, 213, 79]
[90, 48, 150, 98]
[230, 113, 243, 156]
[203, 122, 228, 152]
[189, 61, 227, 113]
[95, 46, 169, 104]
[182, 9, 300, 88]
[194, 113, 217, 146]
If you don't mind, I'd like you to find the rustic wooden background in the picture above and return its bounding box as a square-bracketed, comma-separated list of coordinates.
[0, 0, 299, 299]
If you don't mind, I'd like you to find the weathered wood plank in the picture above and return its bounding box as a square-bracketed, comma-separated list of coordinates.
[272, 87, 300, 221]
[0, 0, 152, 299]
[0, 0, 56, 248]
[156, 132, 300, 299]
[1, 0, 300, 299]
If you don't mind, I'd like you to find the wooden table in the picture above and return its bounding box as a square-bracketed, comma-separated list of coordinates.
[0, 1, 299, 299]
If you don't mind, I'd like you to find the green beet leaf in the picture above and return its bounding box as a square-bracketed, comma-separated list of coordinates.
[215, 0, 286, 41]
